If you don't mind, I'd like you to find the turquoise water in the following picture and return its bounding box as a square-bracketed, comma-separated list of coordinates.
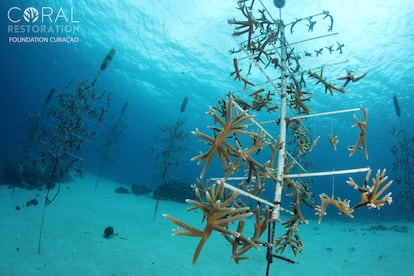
[1, 0, 413, 274]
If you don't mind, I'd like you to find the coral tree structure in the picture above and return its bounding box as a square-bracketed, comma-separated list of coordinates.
[164, 1, 392, 273]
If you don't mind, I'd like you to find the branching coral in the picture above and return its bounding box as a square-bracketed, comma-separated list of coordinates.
[234, 136, 283, 196]
[163, 180, 253, 265]
[308, 68, 345, 96]
[225, 205, 271, 263]
[288, 119, 310, 157]
[249, 89, 278, 113]
[225, 134, 270, 193]
[282, 179, 312, 227]
[191, 96, 256, 178]
[348, 106, 368, 159]
[315, 193, 354, 224]
[328, 134, 339, 150]
[337, 70, 367, 88]
[347, 168, 393, 210]
[275, 224, 303, 256]
[287, 75, 312, 115]
[272, 179, 311, 254]
[254, 30, 279, 65]
[232, 58, 242, 81]
[165, 1, 393, 270]
[228, 4, 260, 50]
[309, 135, 320, 152]
[316, 168, 392, 223]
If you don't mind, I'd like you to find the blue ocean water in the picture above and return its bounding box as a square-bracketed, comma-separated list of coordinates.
[1, 0, 413, 273]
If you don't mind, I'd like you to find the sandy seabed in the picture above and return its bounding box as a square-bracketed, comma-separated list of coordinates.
[1, 174, 413, 276]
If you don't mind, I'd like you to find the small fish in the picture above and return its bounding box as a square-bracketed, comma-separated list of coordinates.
[393, 94, 401, 118]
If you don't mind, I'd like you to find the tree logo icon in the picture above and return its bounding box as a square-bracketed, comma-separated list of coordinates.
[23, 7, 39, 23]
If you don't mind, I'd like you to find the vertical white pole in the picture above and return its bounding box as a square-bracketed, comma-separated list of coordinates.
[272, 21, 287, 221]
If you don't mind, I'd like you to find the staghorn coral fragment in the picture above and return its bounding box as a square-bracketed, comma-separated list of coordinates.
[275, 224, 303, 256]
[224, 205, 270, 263]
[287, 74, 313, 115]
[232, 58, 242, 81]
[191, 96, 255, 178]
[308, 68, 345, 96]
[337, 70, 367, 88]
[328, 134, 339, 150]
[163, 214, 203, 237]
[347, 168, 393, 210]
[348, 106, 368, 159]
[309, 135, 320, 152]
[163, 180, 253, 265]
[229, 221, 251, 264]
[228, 3, 260, 49]
[315, 193, 354, 224]
[317, 168, 393, 223]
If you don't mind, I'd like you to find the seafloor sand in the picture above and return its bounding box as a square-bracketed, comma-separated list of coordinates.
[1, 175, 413, 276]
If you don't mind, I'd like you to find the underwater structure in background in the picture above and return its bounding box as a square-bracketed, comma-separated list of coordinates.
[164, 1, 393, 274]
[151, 97, 189, 182]
[389, 94, 414, 208]
[151, 96, 194, 220]
[3, 48, 119, 192]
[0, 48, 123, 254]
[390, 126, 414, 207]
[93, 100, 129, 194]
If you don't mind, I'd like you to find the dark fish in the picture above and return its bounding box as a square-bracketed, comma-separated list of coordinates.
[100, 48, 116, 71]
[44, 88, 56, 104]
[393, 94, 401, 117]
[180, 96, 189, 113]
[121, 101, 128, 115]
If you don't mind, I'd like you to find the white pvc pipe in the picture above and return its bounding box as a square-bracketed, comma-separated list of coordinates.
[290, 32, 339, 45]
[272, 22, 288, 221]
[232, 100, 279, 144]
[285, 167, 370, 178]
[222, 182, 294, 215]
[290, 107, 361, 121]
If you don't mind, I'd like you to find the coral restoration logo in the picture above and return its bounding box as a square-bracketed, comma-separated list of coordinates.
[7, 6, 81, 44]
[23, 7, 40, 23]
